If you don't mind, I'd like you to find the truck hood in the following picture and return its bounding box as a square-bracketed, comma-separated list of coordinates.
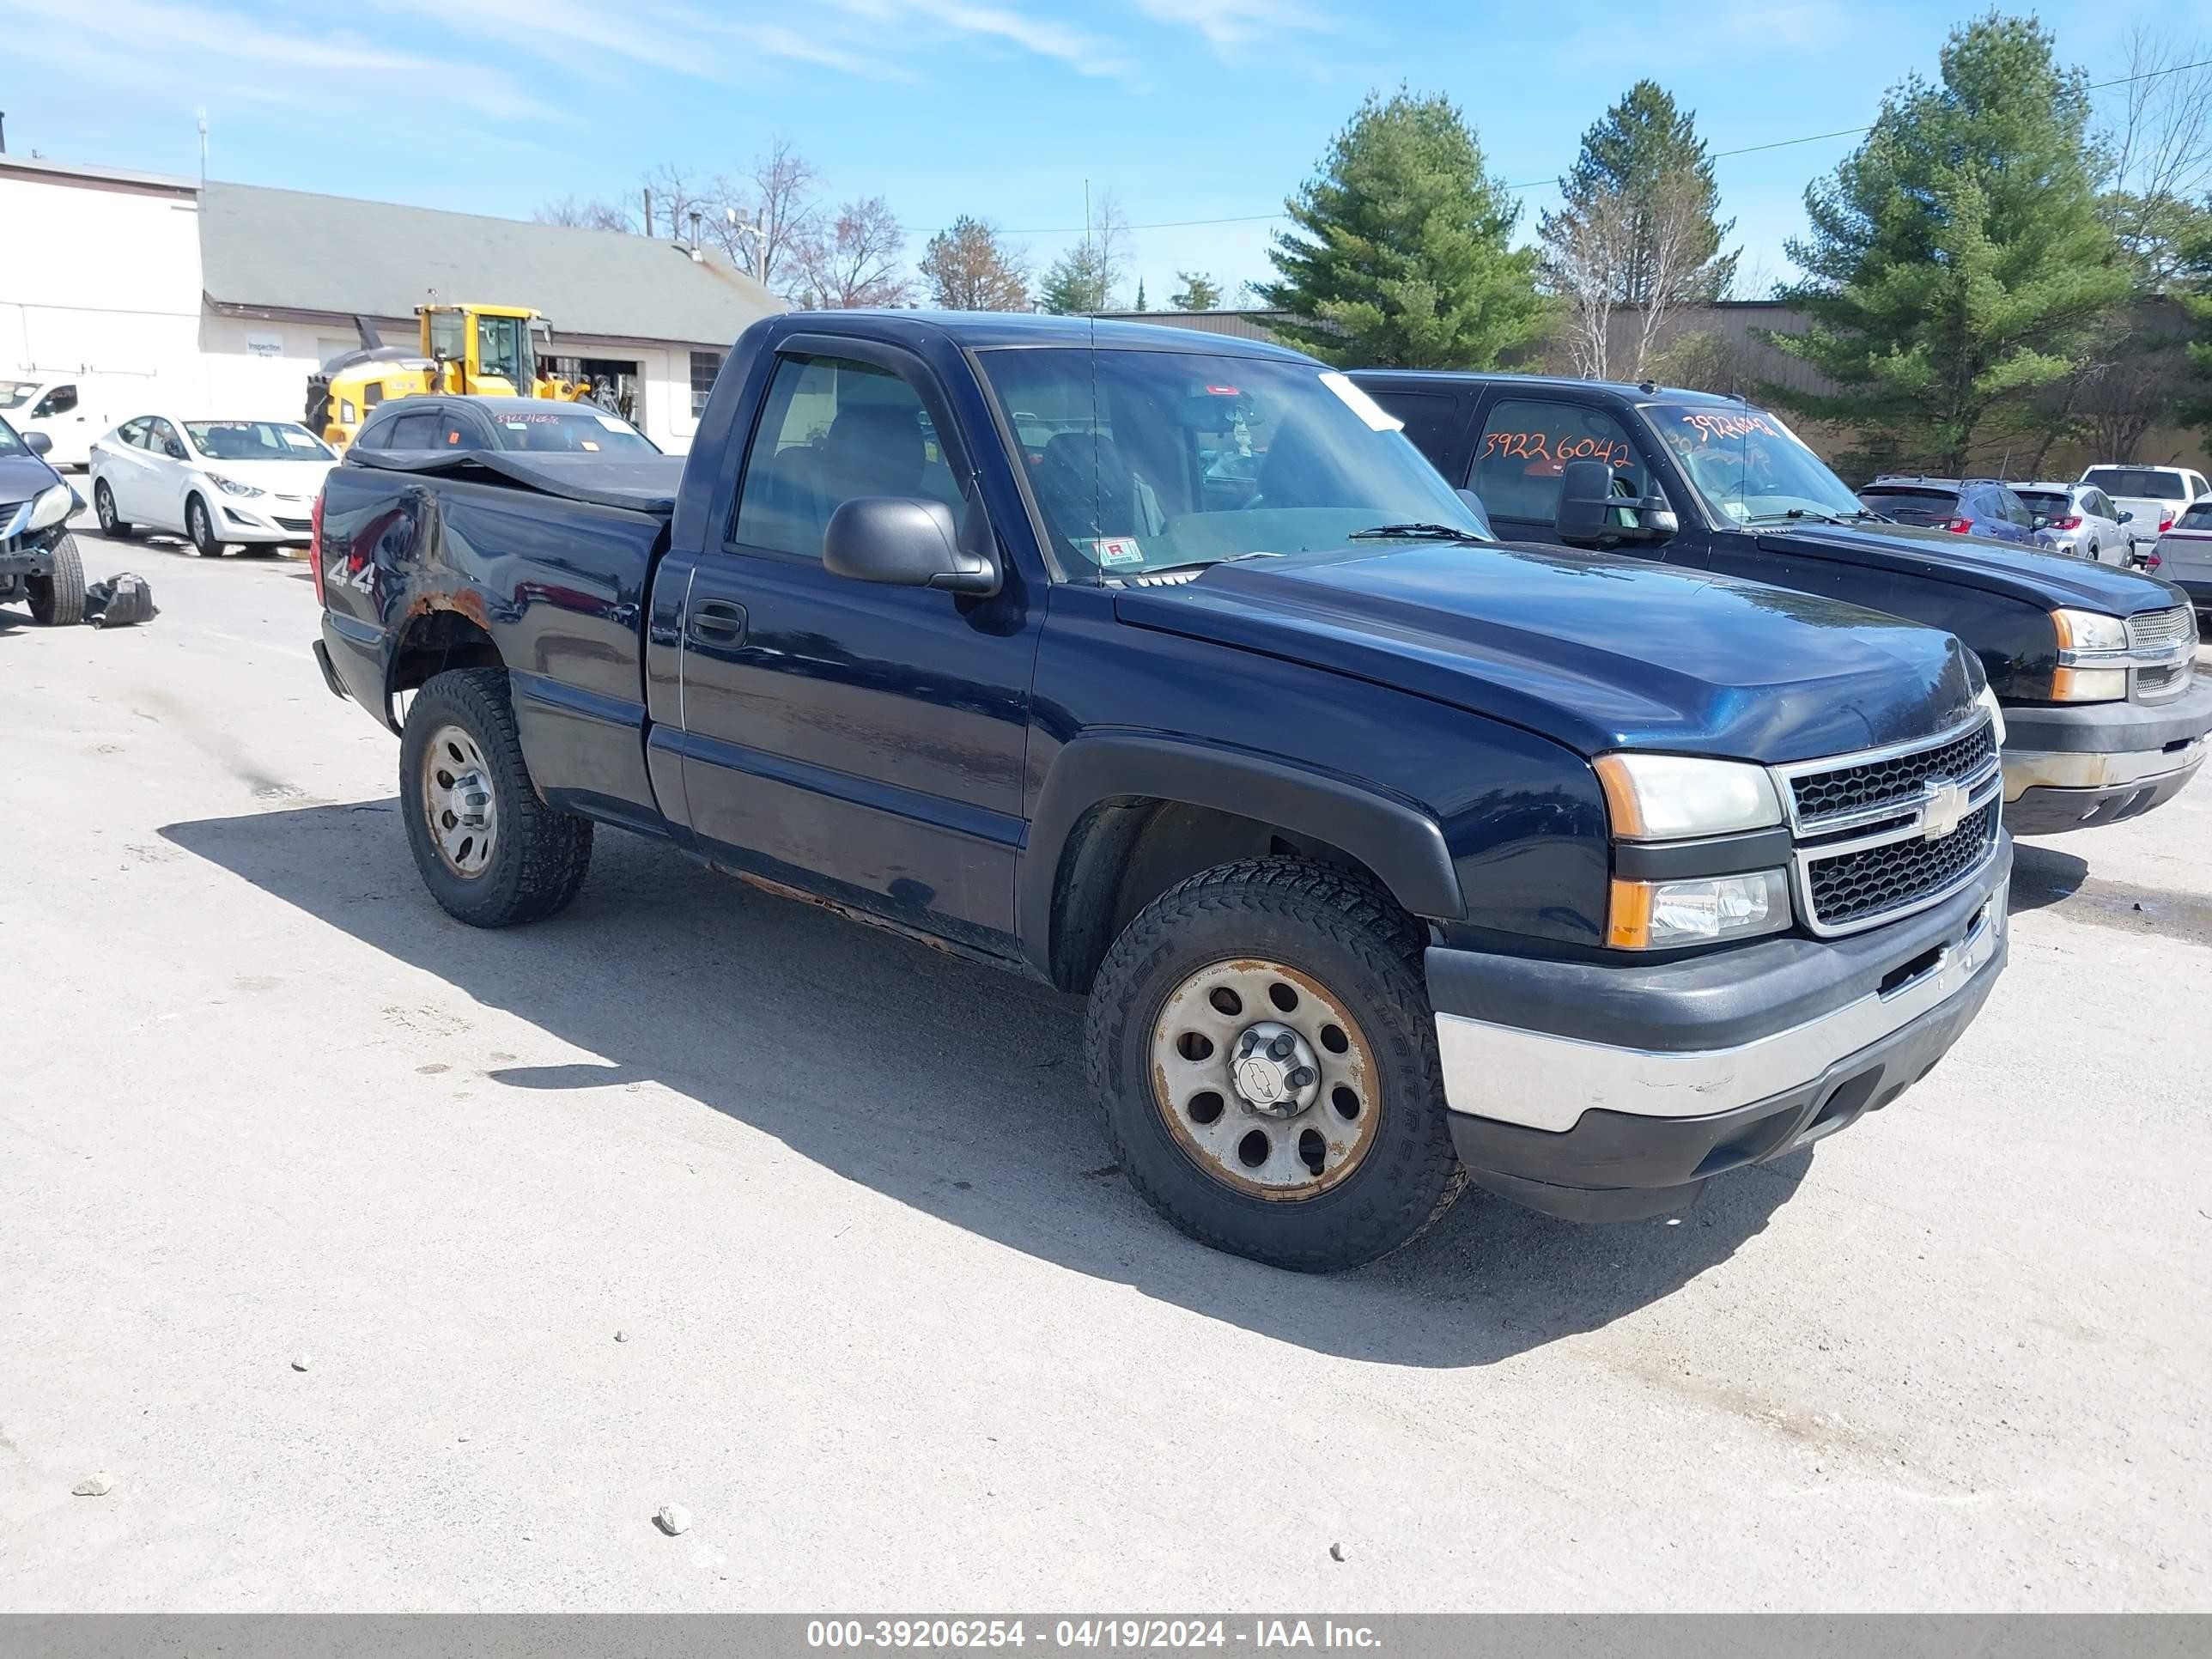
[1114, 543, 1978, 764]
[1757, 520, 2184, 615]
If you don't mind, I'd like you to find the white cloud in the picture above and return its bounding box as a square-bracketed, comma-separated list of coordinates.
[823, 0, 1135, 77]
[10, 0, 563, 124]
[1130, 0, 1334, 57]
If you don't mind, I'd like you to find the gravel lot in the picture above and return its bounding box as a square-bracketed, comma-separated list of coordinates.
[2, 515, 2208, 1611]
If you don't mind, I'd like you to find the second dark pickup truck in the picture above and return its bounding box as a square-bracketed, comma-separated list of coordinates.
[1352, 370, 2211, 836]
[313, 313, 2012, 1272]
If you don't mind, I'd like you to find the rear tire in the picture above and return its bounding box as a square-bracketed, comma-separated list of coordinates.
[399, 667, 593, 928]
[186, 494, 226, 558]
[26, 534, 86, 626]
[1085, 857, 1464, 1272]
[93, 479, 136, 539]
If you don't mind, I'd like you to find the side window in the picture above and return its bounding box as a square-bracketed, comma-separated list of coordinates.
[1471, 398, 1647, 525]
[1996, 488, 2029, 528]
[1362, 389, 1463, 473]
[35, 384, 77, 417]
[385, 410, 441, 450]
[149, 419, 185, 459]
[118, 417, 150, 448]
[732, 355, 957, 560]
[352, 419, 386, 453]
[363, 383, 385, 410]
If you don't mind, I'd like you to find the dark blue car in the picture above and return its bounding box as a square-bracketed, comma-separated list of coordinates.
[1856, 475, 2040, 544]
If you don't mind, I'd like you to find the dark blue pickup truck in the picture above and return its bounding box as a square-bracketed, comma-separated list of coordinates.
[313, 313, 2012, 1271]
[1350, 370, 2211, 836]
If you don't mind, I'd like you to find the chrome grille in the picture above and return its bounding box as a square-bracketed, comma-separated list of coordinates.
[1773, 714, 2004, 937]
[2127, 606, 2195, 653]
[1790, 722, 1998, 832]
[1807, 802, 2000, 927]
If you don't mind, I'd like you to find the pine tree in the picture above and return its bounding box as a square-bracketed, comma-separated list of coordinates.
[1135, 277, 1148, 312]
[1539, 82, 1737, 378]
[1170, 271, 1223, 312]
[1258, 88, 1547, 368]
[1764, 15, 2132, 473]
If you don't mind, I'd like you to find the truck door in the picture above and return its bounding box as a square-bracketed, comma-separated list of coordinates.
[1468, 394, 1697, 563]
[665, 339, 1039, 957]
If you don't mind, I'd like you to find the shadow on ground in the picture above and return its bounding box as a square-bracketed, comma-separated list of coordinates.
[161, 800, 1808, 1367]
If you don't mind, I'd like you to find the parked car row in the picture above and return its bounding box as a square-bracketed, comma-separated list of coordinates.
[300, 312, 2207, 1273]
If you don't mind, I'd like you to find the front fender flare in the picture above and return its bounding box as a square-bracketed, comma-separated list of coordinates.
[1018, 732, 1465, 979]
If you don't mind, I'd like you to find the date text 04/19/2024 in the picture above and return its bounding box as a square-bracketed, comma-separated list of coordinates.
[805, 1620, 1383, 1650]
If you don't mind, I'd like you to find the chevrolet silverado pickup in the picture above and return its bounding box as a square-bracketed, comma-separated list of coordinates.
[1351, 370, 2211, 836]
[313, 313, 2011, 1272]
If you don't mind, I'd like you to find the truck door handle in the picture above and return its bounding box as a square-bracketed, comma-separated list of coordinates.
[688, 599, 747, 644]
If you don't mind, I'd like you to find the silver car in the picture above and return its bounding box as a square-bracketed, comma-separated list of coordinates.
[2148, 498, 2212, 623]
[2015, 480, 2130, 563]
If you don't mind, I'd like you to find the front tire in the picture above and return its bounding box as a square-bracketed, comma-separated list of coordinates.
[93, 480, 136, 539]
[186, 494, 226, 558]
[1085, 858, 1465, 1272]
[26, 534, 86, 626]
[399, 668, 593, 928]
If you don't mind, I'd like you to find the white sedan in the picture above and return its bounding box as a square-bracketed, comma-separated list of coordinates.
[89, 415, 336, 557]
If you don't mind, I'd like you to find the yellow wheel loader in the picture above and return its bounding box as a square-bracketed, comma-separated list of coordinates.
[306, 304, 592, 447]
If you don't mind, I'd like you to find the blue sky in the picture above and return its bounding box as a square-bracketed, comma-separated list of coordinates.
[6, 0, 2203, 304]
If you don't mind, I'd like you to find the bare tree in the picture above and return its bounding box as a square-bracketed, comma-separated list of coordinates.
[2098, 27, 2212, 283]
[533, 196, 635, 233]
[707, 137, 826, 299]
[920, 216, 1030, 310]
[1628, 166, 1729, 376]
[1542, 190, 1630, 379]
[794, 198, 914, 309]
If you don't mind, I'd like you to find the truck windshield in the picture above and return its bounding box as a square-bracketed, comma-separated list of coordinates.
[975, 348, 1488, 579]
[0, 380, 37, 411]
[1642, 402, 1868, 525]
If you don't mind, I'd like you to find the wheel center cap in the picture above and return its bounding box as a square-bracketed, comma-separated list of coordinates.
[1231, 1020, 1320, 1119]
[451, 770, 491, 829]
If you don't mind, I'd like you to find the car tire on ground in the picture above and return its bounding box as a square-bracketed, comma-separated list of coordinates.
[93, 480, 136, 539]
[186, 494, 226, 559]
[1085, 856, 1466, 1273]
[398, 667, 593, 929]
[25, 533, 86, 626]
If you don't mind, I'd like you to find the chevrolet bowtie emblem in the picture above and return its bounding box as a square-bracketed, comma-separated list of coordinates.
[1920, 777, 1970, 841]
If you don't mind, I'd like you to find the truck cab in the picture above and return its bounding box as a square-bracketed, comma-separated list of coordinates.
[1353, 370, 2212, 836]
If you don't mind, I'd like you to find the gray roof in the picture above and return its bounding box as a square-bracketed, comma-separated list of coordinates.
[198, 180, 783, 348]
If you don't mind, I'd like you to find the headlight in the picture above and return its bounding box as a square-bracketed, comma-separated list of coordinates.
[208, 473, 264, 498]
[1608, 870, 1790, 950]
[2049, 609, 2130, 702]
[25, 481, 75, 532]
[1593, 753, 1783, 840]
[1973, 684, 2006, 747]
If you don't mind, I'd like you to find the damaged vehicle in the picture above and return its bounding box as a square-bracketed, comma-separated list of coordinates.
[0, 416, 85, 625]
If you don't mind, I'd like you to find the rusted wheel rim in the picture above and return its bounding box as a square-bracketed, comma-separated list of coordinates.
[421, 723, 498, 880]
[1149, 958, 1382, 1200]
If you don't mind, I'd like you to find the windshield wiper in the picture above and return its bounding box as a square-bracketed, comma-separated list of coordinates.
[1746, 507, 1866, 526]
[1347, 521, 1486, 543]
[1116, 550, 1283, 580]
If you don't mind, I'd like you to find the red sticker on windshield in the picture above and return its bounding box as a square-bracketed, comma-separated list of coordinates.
[1205, 385, 1240, 396]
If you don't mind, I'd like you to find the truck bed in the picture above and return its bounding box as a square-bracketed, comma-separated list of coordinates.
[344, 449, 685, 517]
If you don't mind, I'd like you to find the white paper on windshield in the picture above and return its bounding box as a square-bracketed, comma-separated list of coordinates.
[593, 413, 631, 431]
[1318, 371, 1403, 432]
[281, 429, 319, 448]
[1090, 537, 1145, 567]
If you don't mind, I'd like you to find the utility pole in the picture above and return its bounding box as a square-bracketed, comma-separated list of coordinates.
[196, 107, 208, 182]
[643, 186, 653, 238]
[1, 112, 9, 155]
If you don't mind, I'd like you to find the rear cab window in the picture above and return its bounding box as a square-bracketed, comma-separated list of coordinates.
[2084, 467, 2191, 501]
[1859, 484, 1962, 524]
[2179, 502, 2212, 531]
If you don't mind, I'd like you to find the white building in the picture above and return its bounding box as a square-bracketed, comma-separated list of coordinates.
[0, 155, 784, 453]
